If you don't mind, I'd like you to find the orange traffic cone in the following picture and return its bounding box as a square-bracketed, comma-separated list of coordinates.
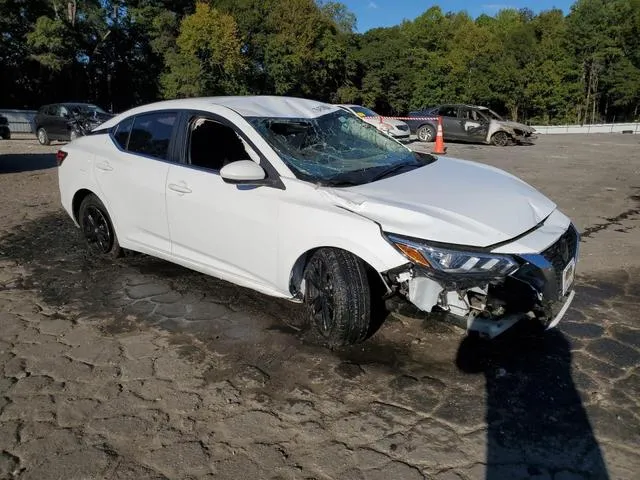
[432, 116, 447, 155]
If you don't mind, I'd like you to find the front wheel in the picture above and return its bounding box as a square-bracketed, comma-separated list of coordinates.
[78, 194, 122, 258]
[303, 248, 372, 346]
[37, 127, 50, 145]
[417, 124, 436, 142]
[491, 131, 510, 146]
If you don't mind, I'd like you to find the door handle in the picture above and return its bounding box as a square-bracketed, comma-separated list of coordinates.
[96, 162, 113, 171]
[168, 183, 192, 194]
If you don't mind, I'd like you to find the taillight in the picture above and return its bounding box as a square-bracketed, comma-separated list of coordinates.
[56, 150, 68, 166]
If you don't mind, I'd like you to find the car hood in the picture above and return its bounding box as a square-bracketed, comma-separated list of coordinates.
[497, 120, 535, 133]
[320, 157, 556, 248]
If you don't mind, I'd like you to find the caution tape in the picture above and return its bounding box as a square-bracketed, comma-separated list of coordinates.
[372, 116, 439, 122]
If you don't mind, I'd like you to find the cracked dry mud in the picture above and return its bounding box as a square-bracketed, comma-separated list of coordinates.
[1, 135, 639, 479]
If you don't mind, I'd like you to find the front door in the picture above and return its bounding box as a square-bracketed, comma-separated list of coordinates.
[166, 111, 282, 290]
[93, 111, 177, 254]
[438, 105, 464, 140]
[459, 107, 490, 142]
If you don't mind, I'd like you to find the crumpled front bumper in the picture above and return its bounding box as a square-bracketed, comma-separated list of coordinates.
[400, 224, 579, 339]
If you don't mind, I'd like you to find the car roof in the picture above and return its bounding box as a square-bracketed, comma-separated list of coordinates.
[39, 102, 98, 110]
[99, 96, 342, 129]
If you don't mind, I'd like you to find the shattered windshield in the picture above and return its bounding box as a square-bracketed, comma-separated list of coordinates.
[249, 110, 436, 186]
[70, 104, 108, 116]
[479, 108, 503, 121]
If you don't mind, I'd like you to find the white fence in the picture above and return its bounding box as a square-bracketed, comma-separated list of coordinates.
[532, 122, 640, 135]
[0, 109, 37, 134]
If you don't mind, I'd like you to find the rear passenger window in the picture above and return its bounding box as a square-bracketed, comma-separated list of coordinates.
[113, 117, 133, 149]
[127, 112, 177, 160]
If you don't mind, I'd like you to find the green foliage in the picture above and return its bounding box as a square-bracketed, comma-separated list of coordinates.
[27, 16, 73, 71]
[162, 2, 245, 98]
[0, 0, 638, 122]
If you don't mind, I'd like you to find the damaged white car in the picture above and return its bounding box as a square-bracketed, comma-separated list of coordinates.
[57, 96, 578, 346]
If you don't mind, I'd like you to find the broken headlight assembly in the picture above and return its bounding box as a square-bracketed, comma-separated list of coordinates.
[384, 233, 519, 279]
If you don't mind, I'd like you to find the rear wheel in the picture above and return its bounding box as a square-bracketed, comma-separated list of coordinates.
[37, 127, 50, 145]
[303, 248, 372, 346]
[78, 194, 122, 258]
[417, 124, 436, 142]
[1, 130, 10, 140]
[491, 131, 510, 146]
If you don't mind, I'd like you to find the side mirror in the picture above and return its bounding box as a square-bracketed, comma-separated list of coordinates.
[220, 160, 266, 184]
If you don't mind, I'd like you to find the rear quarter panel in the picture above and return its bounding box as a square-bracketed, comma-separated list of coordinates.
[58, 135, 104, 225]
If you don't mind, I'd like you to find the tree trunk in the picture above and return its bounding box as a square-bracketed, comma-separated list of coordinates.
[67, 1, 77, 26]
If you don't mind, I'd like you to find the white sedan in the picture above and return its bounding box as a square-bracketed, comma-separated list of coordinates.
[57, 96, 578, 345]
[336, 104, 411, 140]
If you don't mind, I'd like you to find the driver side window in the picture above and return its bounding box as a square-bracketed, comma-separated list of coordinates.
[439, 106, 458, 118]
[188, 117, 256, 172]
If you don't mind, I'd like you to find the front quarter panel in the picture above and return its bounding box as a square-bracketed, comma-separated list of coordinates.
[276, 179, 408, 294]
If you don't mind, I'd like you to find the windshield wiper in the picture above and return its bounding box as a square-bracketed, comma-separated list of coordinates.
[368, 162, 420, 182]
[319, 179, 361, 187]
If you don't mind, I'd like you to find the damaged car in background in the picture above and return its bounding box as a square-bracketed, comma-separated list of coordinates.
[57, 96, 577, 346]
[407, 104, 537, 146]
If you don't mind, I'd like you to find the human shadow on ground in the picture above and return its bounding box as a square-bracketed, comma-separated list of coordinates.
[0, 153, 57, 173]
[456, 323, 609, 479]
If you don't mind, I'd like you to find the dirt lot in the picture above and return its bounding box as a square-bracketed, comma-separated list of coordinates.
[0, 134, 639, 480]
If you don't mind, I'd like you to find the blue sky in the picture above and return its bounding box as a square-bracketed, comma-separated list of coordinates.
[341, 0, 574, 32]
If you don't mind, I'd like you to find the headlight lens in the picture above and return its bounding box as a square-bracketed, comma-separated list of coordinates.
[386, 233, 519, 276]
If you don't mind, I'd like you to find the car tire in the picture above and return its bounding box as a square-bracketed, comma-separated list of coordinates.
[78, 194, 122, 258]
[37, 127, 50, 145]
[417, 124, 436, 142]
[1, 131, 10, 140]
[303, 248, 372, 346]
[491, 131, 510, 146]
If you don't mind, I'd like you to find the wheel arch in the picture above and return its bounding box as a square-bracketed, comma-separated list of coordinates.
[287, 245, 393, 299]
[71, 188, 98, 223]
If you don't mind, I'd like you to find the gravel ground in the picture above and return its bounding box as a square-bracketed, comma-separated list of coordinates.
[0, 133, 639, 480]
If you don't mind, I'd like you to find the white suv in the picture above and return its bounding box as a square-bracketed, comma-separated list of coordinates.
[57, 96, 578, 345]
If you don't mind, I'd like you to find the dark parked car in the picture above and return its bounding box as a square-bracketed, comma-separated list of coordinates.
[0, 114, 10, 140]
[406, 104, 536, 146]
[34, 103, 113, 145]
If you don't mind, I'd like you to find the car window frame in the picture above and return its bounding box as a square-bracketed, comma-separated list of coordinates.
[174, 109, 285, 190]
[107, 109, 181, 164]
[439, 105, 458, 118]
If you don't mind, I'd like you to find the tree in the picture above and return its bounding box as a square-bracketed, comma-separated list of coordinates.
[162, 2, 245, 98]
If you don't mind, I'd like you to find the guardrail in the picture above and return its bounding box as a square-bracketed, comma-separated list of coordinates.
[531, 122, 640, 135]
[0, 109, 37, 134]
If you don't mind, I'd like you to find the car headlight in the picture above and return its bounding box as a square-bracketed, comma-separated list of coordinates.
[385, 233, 519, 276]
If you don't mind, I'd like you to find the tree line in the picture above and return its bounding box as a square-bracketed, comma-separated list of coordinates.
[1, 0, 639, 124]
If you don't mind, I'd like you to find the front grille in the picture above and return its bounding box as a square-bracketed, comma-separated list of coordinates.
[541, 224, 578, 297]
[397, 124, 409, 131]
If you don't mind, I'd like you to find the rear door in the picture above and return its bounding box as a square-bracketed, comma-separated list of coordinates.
[93, 111, 177, 254]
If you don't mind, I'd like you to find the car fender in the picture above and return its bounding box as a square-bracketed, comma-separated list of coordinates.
[276, 181, 408, 295]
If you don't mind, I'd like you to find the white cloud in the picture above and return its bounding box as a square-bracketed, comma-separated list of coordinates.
[368, 1, 378, 9]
